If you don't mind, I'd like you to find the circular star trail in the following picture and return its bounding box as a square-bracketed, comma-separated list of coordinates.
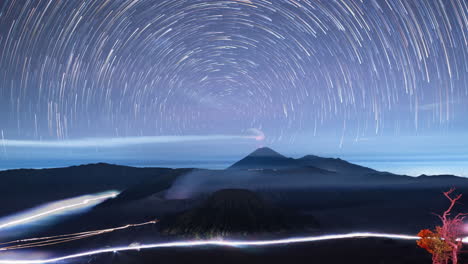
[0, 0, 466, 143]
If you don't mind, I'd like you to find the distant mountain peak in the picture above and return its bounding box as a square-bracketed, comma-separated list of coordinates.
[229, 147, 376, 173]
[248, 147, 285, 158]
[300, 155, 320, 160]
[228, 147, 294, 170]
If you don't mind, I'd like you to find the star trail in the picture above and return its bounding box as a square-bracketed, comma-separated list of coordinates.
[0, 0, 467, 158]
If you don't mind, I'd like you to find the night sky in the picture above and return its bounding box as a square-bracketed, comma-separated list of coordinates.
[0, 0, 467, 174]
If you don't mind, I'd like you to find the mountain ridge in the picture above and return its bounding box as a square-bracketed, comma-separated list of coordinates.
[229, 147, 376, 175]
[1, 147, 467, 217]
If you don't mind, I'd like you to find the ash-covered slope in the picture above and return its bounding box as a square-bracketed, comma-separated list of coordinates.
[160, 189, 317, 237]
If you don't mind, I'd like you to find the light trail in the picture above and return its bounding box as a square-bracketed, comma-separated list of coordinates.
[0, 232, 422, 264]
[0, 192, 465, 263]
[0, 220, 158, 251]
[0, 192, 118, 230]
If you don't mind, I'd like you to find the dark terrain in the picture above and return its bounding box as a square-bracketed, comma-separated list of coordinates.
[1, 147, 468, 263]
[160, 189, 318, 237]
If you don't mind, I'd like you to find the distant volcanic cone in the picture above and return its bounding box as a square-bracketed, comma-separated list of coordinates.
[228, 147, 299, 170]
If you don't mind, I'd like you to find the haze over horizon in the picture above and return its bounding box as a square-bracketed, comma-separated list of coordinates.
[1, 145, 467, 178]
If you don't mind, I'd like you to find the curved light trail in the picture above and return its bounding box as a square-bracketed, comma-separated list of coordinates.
[0, 232, 422, 264]
[0, 192, 119, 230]
[0, 220, 158, 251]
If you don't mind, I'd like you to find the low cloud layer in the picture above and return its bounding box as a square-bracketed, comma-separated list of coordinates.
[0, 134, 259, 148]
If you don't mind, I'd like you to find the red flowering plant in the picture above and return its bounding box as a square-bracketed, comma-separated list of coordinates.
[417, 189, 467, 264]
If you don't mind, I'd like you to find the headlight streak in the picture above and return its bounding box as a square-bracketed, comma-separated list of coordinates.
[0, 192, 119, 230]
[0, 232, 429, 264]
[0, 221, 159, 251]
[0, 192, 466, 263]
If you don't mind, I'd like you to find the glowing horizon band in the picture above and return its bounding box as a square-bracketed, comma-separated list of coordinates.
[0, 134, 260, 148]
[0, 232, 422, 264]
[0, 192, 118, 230]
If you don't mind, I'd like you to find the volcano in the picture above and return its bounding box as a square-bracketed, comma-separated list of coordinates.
[229, 147, 300, 170]
[160, 189, 314, 237]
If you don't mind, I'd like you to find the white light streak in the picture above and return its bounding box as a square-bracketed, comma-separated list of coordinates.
[0, 220, 159, 251]
[0, 232, 422, 264]
[0, 192, 118, 230]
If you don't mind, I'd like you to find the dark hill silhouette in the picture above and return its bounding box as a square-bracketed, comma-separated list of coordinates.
[298, 155, 376, 174]
[2, 147, 468, 219]
[228, 148, 468, 186]
[229, 147, 376, 175]
[160, 189, 317, 237]
[0, 163, 192, 216]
